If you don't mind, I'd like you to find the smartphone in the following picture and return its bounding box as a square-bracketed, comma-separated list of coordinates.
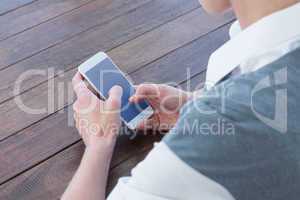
[78, 52, 154, 130]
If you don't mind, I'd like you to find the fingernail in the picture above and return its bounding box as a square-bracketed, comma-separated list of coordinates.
[129, 96, 134, 102]
[110, 85, 123, 95]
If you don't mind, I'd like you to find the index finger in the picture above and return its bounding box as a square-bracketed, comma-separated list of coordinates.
[106, 85, 123, 111]
[72, 72, 90, 98]
[72, 71, 84, 87]
[130, 84, 160, 103]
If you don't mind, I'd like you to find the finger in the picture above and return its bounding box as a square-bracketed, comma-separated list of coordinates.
[136, 118, 152, 130]
[73, 101, 79, 113]
[73, 111, 80, 124]
[73, 112, 77, 121]
[72, 71, 84, 87]
[73, 79, 100, 112]
[130, 84, 160, 103]
[73, 79, 90, 97]
[72, 72, 95, 100]
[136, 115, 159, 130]
[106, 85, 123, 111]
[73, 92, 100, 115]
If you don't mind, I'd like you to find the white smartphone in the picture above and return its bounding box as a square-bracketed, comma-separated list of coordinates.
[78, 52, 154, 130]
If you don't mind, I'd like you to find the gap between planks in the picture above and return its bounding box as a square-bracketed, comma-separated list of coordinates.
[0, 0, 98, 42]
[0, 72, 205, 200]
[0, 24, 232, 186]
[0, 0, 38, 16]
[0, 0, 201, 104]
[0, 9, 234, 142]
[0, 0, 199, 71]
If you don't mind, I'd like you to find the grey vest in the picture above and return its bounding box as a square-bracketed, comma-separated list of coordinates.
[164, 48, 300, 200]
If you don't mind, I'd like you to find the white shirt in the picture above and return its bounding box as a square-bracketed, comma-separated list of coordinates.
[108, 142, 235, 200]
[206, 2, 300, 88]
[108, 2, 300, 200]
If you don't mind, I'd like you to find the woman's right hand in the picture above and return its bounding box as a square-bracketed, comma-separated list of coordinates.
[130, 84, 192, 132]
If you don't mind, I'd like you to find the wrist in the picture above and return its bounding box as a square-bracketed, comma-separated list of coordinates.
[85, 136, 117, 155]
[82, 144, 114, 173]
[84, 146, 115, 164]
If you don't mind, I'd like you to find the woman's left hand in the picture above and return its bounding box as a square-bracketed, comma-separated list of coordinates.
[72, 72, 123, 152]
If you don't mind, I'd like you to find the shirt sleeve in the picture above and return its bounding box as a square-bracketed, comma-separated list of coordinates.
[107, 142, 235, 200]
[163, 69, 300, 200]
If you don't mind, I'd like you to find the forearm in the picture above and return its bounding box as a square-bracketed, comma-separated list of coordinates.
[62, 144, 115, 200]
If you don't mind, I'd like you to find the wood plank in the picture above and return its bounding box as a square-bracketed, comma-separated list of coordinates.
[0, 107, 161, 183]
[0, 141, 151, 200]
[0, 23, 230, 185]
[130, 23, 231, 85]
[181, 71, 207, 91]
[108, 10, 233, 73]
[0, 0, 200, 104]
[0, 0, 96, 41]
[0, 142, 87, 200]
[0, 0, 197, 70]
[106, 149, 151, 194]
[0, 11, 233, 140]
[0, 72, 206, 199]
[0, 0, 37, 16]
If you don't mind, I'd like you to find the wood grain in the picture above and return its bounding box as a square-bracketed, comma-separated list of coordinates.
[0, 0, 96, 41]
[0, 72, 206, 200]
[0, 0, 199, 70]
[0, 10, 233, 141]
[109, 10, 233, 73]
[0, 0, 234, 198]
[0, 0, 200, 103]
[0, 141, 152, 200]
[0, 23, 230, 186]
[130, 23, 231, 86]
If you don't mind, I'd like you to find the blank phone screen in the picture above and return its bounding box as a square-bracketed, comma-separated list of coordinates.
[85, 58, 149, 123]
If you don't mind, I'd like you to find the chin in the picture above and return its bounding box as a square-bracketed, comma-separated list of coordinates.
[199, 0, 231, 14]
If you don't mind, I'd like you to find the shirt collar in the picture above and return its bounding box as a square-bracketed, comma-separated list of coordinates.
[229, 21, 241, 39]
[206, 2, 300, 88]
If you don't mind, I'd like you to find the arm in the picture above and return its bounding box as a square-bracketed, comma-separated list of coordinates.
[61, 142, 114, 200]
[130, 84, 194, 131]
[62, 72, 123, 200]
[107, 142, 235, 200]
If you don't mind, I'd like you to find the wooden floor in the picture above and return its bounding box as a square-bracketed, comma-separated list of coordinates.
[0, 0, 234, 199]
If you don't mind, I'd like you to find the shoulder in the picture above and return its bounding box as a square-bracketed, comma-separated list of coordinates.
[163, 48, 300, 199]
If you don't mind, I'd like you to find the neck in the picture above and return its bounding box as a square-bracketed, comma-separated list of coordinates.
[231, 0, 299, 29]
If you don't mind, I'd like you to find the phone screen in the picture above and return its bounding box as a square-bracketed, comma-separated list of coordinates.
[84, 58, 150, 123]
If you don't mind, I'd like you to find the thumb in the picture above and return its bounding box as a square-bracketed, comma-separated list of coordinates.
[106, 85, 123, 111]
[130, 84, 160, 103]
